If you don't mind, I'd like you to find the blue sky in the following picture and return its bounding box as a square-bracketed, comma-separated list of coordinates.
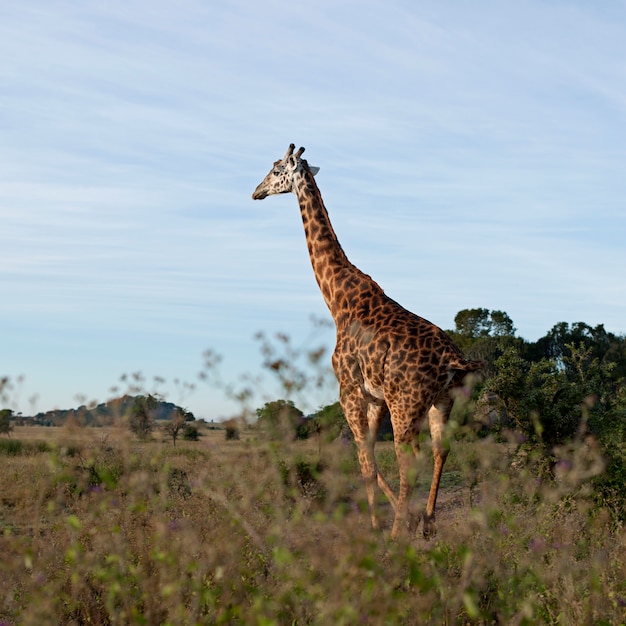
[2, 1, 625, 420]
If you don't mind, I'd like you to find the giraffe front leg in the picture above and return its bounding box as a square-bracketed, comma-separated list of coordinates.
[366, 403, 398, 512]
[391, 438, 420, 539]
[356, 440, 380, 530]
[339, 385, 381, 530]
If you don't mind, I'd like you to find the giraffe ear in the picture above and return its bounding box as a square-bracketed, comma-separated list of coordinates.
[309, 166, 320, 176]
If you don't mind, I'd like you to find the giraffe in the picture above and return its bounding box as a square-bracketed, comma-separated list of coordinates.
[252, 144, 483, 538]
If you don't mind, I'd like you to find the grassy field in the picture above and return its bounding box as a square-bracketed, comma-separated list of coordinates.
[1, 425, 625, 625]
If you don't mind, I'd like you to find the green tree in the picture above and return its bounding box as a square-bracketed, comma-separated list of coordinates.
[529, 322, 611, 365]
[485, 341, 624, 450]
[453, 308, 515, 340]
[128, 395, 158, 440]
[0, 408, 14, 436]
[483, 348, 543, 439]
[490, 310, 516, 336]
[256, 399, 306, 440]
[309, 401, 346, 442]
[449, 308, 519, 367]
[453, 308, 492, 340]
[164, 407, 191, 446]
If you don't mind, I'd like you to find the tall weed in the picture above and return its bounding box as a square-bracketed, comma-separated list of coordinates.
[1, 428, 625, 624]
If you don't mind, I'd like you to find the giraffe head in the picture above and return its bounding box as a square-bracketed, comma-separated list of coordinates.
[252, 143, 319, 200]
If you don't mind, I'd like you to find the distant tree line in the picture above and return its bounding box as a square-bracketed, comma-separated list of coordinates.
[8, 395, 194, 428]
[1, 395, 199, 445]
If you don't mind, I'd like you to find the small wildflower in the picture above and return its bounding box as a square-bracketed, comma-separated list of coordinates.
[554, 459, 572, 472]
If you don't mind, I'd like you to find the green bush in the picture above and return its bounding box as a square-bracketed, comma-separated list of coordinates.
[182, 424, 200, 441]
[0, 439, 51, 456]
[594, 442, 626, 524]
[0, 438, 23, 455]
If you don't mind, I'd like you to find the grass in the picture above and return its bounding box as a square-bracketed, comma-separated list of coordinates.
[1, 425, 625, 624]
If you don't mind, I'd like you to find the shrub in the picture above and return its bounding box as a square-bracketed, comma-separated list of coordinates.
[224, 425, 239, 440]
[0, 438, 23, 455]
[182, 424, 199, 441]
[0, 439, 51, 456]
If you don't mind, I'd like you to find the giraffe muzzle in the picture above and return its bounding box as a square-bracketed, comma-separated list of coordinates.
[252, 186, 268, 200]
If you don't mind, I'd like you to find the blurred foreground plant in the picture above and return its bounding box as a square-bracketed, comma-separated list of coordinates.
[2, 313, 626, 624]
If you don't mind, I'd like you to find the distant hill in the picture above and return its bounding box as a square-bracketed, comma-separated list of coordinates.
[23, 395, 193, 427]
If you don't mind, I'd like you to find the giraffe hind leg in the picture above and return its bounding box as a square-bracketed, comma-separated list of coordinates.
[364, 402, 400, 522]
[407, 439, 422, 535]
[423, 398, 452, 538]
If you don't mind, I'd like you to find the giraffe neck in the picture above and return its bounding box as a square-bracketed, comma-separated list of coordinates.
[293, 167, 358, 316]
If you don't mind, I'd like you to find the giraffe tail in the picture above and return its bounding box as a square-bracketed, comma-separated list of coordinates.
[447, 357, 485, 373]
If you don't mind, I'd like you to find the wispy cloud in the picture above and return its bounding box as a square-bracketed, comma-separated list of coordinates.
[1, 0, 625, 417]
